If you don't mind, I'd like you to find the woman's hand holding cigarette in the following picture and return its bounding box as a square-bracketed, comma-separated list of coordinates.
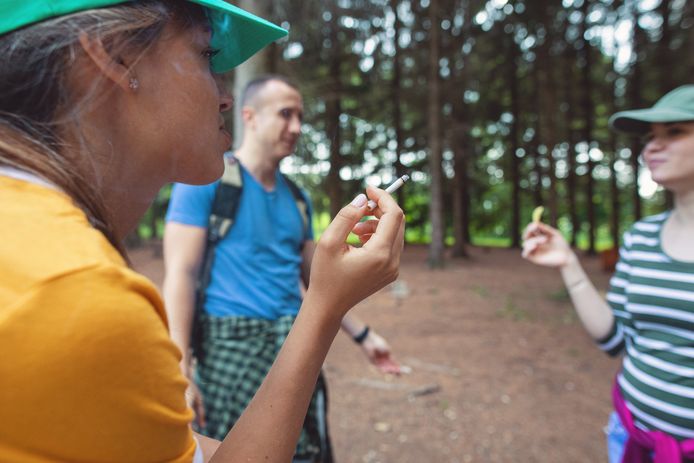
[307, 186, 405, 318]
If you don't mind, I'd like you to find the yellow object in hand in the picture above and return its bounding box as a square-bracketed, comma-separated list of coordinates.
[532, 206, 544, 224]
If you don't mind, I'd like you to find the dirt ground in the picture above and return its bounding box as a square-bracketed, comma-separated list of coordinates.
[130, 244, 620, 463]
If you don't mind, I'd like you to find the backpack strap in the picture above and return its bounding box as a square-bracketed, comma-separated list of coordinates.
[191, 157, 310, 358]
[197, 155, 242, 301]
[282, 174, 309, 239]
[192, 155, 242, 358]
[208, 156, 243, 243]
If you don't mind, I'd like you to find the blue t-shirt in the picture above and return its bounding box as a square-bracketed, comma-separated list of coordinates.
[165, 165, 314, 319]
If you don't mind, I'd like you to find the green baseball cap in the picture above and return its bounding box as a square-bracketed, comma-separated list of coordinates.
[609, 85, 694, 135]
[0, 0, 287, 73]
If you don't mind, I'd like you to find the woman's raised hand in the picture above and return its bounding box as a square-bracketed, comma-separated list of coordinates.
[521, 222, 574, 268]
[308, 186, 405, 316]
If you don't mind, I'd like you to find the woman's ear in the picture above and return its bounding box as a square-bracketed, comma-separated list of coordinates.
[77, 32, 132, 92]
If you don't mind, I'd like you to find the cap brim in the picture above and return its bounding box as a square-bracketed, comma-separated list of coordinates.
[609, 108, 694, 135]
[191, 0, 288, 73]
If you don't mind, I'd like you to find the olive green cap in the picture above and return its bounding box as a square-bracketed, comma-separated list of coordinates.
[609, 85, 694, 135]
[0, 0, 287, 73]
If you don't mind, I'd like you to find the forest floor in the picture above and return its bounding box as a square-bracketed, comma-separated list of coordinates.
[130, 244, 619, 463]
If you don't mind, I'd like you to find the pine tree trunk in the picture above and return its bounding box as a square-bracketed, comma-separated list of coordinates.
[232, 0, 272, 146]
[608, 16, 622, 249]
[508, 30, 522, 248]
[609, 134, 621, 249]
[451, 121, 469, 258]
[530, 69, 543, 210]
[629, 3, 643, 221]
[537, 2, 558, 227]
[658, 0, 675, 210]
[581, 0, 596, 255]
[566, 100, 580, 242]
[326, 13, 343, 219]
[562, 46, 579, 247]
[427, 0, 445, 268]
[390, 0, 406, 207]
[451, 0, 471, 257]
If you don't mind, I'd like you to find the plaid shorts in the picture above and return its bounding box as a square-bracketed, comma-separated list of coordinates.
[193, 313, 333, 462]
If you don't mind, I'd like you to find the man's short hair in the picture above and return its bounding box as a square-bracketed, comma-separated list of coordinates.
[241, 75, 299, 108]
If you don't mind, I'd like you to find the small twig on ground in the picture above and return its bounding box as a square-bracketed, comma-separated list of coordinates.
[408, 384, 442, 399]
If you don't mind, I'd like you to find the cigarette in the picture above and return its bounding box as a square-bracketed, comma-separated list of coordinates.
[367, 174, 409, 210]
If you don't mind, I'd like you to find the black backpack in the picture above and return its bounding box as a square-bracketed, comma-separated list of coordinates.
[191, 154, 309, 357]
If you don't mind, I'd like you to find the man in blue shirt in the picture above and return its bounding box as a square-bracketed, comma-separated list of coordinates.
[163, 75, 400, 462]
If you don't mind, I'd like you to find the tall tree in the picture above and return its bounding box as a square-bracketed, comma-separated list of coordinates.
[450, 0, 472, 256]
[535, 2, 559, 227]
[427, 0, 445, 267]
[580, 0, 597, 255]
[629, 0, 643, 221]
[390, 0, 406, 206]
[325, 2, 343, 219]
[608, 130, 621, 248]
[607, 3, 624, 249]
[507, 21, 522, 248]
[657, 0, 675, 210]
[232, 0, 273, 145]
[562, 45, 579, 247]
[656, 0, 674, 95]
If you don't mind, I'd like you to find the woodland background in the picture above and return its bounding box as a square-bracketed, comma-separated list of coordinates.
[131, 0, 694, 267]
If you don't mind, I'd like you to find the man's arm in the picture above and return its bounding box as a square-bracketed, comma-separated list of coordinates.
[301, 240, 401, 374]
[162, 222, 207, 376]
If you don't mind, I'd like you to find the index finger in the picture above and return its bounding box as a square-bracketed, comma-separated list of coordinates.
[362, 186, 404, 249]
[522, 221, 554, 241]
[521, 222, 540, 241]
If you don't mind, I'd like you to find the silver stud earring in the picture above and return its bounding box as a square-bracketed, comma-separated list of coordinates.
[128, 77, 139, 91]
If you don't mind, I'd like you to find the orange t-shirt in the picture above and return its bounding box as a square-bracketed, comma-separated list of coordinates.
[0, 176, 197, 462]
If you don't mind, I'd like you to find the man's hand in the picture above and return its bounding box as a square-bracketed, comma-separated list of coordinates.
[360, 329, 401, 375]
[185, 379, 207, 429]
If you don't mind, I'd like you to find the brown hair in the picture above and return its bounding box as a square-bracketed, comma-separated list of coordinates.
[241, 74, 301, 108]
[0, 0, 207, 257]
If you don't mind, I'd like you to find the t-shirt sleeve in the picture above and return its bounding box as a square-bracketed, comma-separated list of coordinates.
[1, 265, 197, 462]
[166, 181, 219, 228]
[598, 230, 633, 356]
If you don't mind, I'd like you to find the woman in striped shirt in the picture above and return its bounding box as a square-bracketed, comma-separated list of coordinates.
[522, 85, 694, 463]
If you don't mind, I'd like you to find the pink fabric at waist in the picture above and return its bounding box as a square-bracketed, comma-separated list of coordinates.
[612, 375, 694, 463]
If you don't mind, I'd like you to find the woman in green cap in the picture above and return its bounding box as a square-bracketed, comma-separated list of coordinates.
[522, 85, 694, 463]
[0, 1, 404, 462]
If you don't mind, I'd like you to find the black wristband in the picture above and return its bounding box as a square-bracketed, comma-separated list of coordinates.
[353, 325, 370, 344]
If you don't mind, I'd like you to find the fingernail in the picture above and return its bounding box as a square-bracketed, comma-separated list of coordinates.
[351, 193, 367, 207]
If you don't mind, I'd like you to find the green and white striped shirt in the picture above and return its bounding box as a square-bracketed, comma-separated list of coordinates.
[601, 212, 694, 440]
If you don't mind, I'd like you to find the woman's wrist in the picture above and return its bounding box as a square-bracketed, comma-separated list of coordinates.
[560, 252, 587, 289]
[560, 250, 579, 269]
[302, 289, 348, 328]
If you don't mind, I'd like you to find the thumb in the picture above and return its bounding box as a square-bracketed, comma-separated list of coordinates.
[320, 194, 368, 248]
